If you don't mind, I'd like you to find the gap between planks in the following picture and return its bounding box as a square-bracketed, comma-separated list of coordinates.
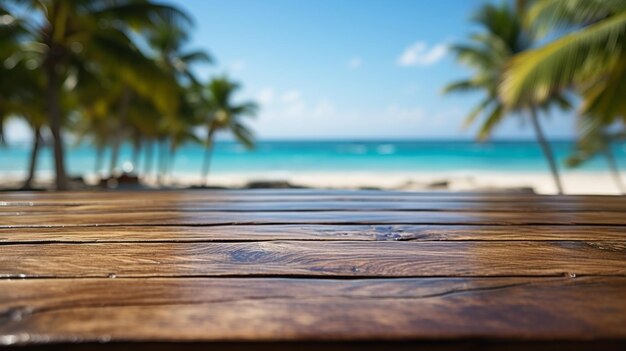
[5, 210, 626, 227]
[4, 202, 626, 214]
[2, 224, 626, 243]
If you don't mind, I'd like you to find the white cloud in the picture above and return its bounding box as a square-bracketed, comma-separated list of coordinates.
[347, 57, 363, 70]
[397, 42, 447, 67]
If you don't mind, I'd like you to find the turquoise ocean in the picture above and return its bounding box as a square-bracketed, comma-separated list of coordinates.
[1, 140, 625, 179]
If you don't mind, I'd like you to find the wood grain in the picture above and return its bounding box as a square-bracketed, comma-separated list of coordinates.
[1, 277, 625, 344]
[4, 200, 626, 213]
[1, 241, 625, 278]
[3, 189, 626, 204]
[2, 224, 626, 243]
[5, 210, 626, 227]
[2, 190, 626, 348]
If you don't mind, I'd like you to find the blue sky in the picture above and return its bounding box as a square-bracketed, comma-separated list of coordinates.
[5, 0, 578, 141]
[174, 0, 576, 140]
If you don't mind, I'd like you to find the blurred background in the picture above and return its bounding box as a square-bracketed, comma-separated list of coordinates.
[1, 0, 625, 194]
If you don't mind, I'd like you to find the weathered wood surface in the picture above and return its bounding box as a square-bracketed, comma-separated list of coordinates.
[0, 190, 625, 349]
[1, 277, 625, 344]
[2, 224, 626, 243]
[3, 189, 626, 203]
[5, 200, 626, 213]
[5, 210, 626, 227]
[2, 241, 625, 278]
[4, 193, 626, 211]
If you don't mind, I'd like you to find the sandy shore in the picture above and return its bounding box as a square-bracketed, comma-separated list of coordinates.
[180, 170, 624, 194]
[2, 170, 624, 194]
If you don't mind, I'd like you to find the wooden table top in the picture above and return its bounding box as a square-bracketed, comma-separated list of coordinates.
[1, 189, 625, 350]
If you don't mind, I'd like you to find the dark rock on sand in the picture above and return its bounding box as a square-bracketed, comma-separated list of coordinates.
[100, 173, 144, 190]
[427, 180, 450, 189]
[245, 180, 307, 189]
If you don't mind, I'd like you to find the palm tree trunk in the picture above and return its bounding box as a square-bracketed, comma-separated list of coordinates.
[95, 145, 104, 175]
[201, 128, 215, 186]
[109, 87, 132, 176]
[603, 142, 625, 194]
[156, 139, 162, 185]
[22, 126, 42, 189]
[0, 120, 6, 146]
[529, 108, 564, 194]
[168, 142, 177, 180]
[132, 135, 142, 174]
[109, 142, 119, 177]
[144, 139, 154, 177]
[157, 138, 168, 186]
[45, 62, 68, 190]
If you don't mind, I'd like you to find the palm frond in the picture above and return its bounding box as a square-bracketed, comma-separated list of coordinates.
[449, 44, 498, 68]
[462, 97, 493, 130]
[527, 0, 626, 36]
[180, 50, 212, 64]
[232, 122, 254, 149]
[231, 102, 258, 117]
[89, 29, 180, 114]
[477, 103, 505, 140]
[442, 79, 485, 94]
[92, 2, 192, 31]
[501, 11, 626, 107]
[579, 60, 626, 123]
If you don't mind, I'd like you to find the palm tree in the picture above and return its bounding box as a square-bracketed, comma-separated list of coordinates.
[126, 94, 162, 179]
[145, 21, 211, 183]
[147, 22, 212, 85]
[443, 2, 568, 194]
[0, 4, 23, 146]
[72, 93, 113, 177]
[0, 7, 47, 188]
[162, 86, 203, 183]
[8, 0, 189, 189]
[501, 0, 626, 174]
[502, 0, 626, 113]
[566, 129, 626, 194]
[11, 66, 47, 189]
[200, 77, 258, 186]
[1, 63, 47, 189]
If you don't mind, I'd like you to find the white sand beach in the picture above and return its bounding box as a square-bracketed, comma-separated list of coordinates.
[184, 170, 624, 194]
[2, 169, 624, 195]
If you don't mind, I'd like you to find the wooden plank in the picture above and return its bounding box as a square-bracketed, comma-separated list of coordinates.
[3, 194, 626, 207]
[3, 200, 626, 213]
[6, 342, 626, 351]
[4, 210, 626, 227]
[1, 190, 625, 348]
[3, 190, 626, 205]
[1, 241, 624, 278]
[5, 342, 626, 351]
[2, 224, 626, 243]
[1, 277, 625, 344]
[0, 189, 429, 198]
[0, 188, 620, 197]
